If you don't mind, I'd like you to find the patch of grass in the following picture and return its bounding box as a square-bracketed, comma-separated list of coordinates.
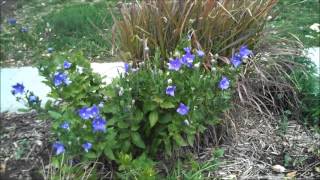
[36, 2, 115, 59]
[272, 0, 320, 47]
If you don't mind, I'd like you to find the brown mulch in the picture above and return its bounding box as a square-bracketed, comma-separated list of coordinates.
[0, 112, 51, 180]
[214, 111, 320, 179]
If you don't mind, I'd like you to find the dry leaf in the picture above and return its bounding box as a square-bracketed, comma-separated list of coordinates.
[272, 165, 286, 173]
[315, 166, 320, 173]
[286, 171, 297, 178]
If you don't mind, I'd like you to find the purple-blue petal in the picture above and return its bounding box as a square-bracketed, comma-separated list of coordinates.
[218, 76, 230, 90]
[166, 85, 176, 96]
[53, 142, 65, 155]
[177, 103, 189, 115]
[11, 83, 25, 95]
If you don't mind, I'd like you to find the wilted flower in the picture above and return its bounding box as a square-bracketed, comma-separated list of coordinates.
[197, 50, 205, 57]
[53, 142, 65, 155]
[231, 53, 242, 68]
[64, 60, 72, 69]
[11, 83, 25, 95]
[194, 62, 200, 68]
[47, 47, 54, 53]
[21, 27, 28, 33]
[239, 45, 252, 58]
[7, 18, 16, 25]
[218, 76, 230, 90]
[98, 102, 104, 108]
[166, 85, 176, 96]
[92, 116, 107, 132]
[82, 142, 92, 152]
[60, 122, 70, 130]
[177, 103, 189, 115]
[53, 72, 71, 86]
[168, 58, 182, 71]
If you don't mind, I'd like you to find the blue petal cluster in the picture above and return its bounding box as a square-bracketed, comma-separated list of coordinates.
[166, 85, 176, 96]
[21, 27, 28, 33]
[181, 47, 195, 68]
[11, 83, 25, 95]
[29, 95, 37, 103]
[92, 116, 107, 132]
[53, 142, 65, 155]
[60, 122, 70, 130]
[78, 105, 99, 120]
[64, 60, 72, 69]
[53, 72, 71, 86]
[82, 142, 93, 152]
[168, 58, 182, 71]
[218, 76, 230, 90]
[231, 45, 252, 68]
[7, 18, 16, 25]
[177, 103, 189, 116]
[124, 63, 130, 73]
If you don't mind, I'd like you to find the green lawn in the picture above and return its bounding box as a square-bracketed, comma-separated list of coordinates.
[272, 0, 320, 47]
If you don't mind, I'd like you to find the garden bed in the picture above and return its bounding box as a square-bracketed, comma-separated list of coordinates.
[1, 111, 319, 179]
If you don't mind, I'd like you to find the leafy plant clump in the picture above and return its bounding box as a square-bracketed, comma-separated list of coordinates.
[12, 39, 252, 177]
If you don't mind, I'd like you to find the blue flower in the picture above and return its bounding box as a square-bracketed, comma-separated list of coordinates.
[218, 76, 230, 90]
[177, 103, 189, 116]
[92, 116, 107, 132]
[53, 72, 70, 86]
[7, 18, 16, 25]
[239, 45, 252, 58]
[231, 53, 242, 68]
[21, 27, 28, 33]
[166, 85, 176, 96]
[168, 58, 182, 71]
[60, 122, 70, 130]
[124, 63, 130, 73]
[48, 47, 54, 53]
[53, 142, 65, 155]
[64, 60, 72, 69]
[181, 51, 195, 68]
[82, 142, 92, 152]
[184, 47, 192, 53]
[197, 50, 205, 57]
[78, 107, 91, 120]
[11, 83, 25, 95]
[78, 105, 99, 120]
[29, 95, 37, 103]
[90, 105, 99, 118]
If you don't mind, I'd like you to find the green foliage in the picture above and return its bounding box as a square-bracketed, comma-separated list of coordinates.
[289, 56, 320, 127]
[117, 153, 156, 180]
[167, 148, 224, 179]
[29, 36, 241, 177]
[36, 2, 114, 58]
[115, 0, 276, 63]
[271, 0, 320, 47]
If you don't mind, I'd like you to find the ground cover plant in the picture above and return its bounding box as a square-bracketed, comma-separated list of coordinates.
[1, 0, 320, 179]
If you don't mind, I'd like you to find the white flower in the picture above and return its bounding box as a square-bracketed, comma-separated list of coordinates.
[167, 79, 172, 84]
[310, 23, 320, 33]
[132, 99, 135, 105]
[194, 62, 200, 68]
[174, 51, 181, 57]
[183, 119, 190, 126]
[76, 66, 84, 74]
[118, 87, 124, 96]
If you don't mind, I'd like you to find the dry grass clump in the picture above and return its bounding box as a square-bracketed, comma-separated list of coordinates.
[114, 0, 277, 64]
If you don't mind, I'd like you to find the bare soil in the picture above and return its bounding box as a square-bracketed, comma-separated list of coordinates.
[0, 112, 51, 180]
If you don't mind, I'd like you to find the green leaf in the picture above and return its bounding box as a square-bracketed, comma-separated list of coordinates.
[213, 148, 224, 158]
[187, 134, 195, 146]
[117, 121, 129, 129]
[173, 134, 187, 146]
[143, 101, 157, 112]
[48, 111, 62, 120]
[131, 132, 146, 149]
[18, 108, 29, 112]
[152, 96, 164, 103]
[149, 111, 158, 128]
[85, 152, 97, 159]
[159, 114, 172, 124]
[160, 101, 175, 109]
[104, 148, 115, 160]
